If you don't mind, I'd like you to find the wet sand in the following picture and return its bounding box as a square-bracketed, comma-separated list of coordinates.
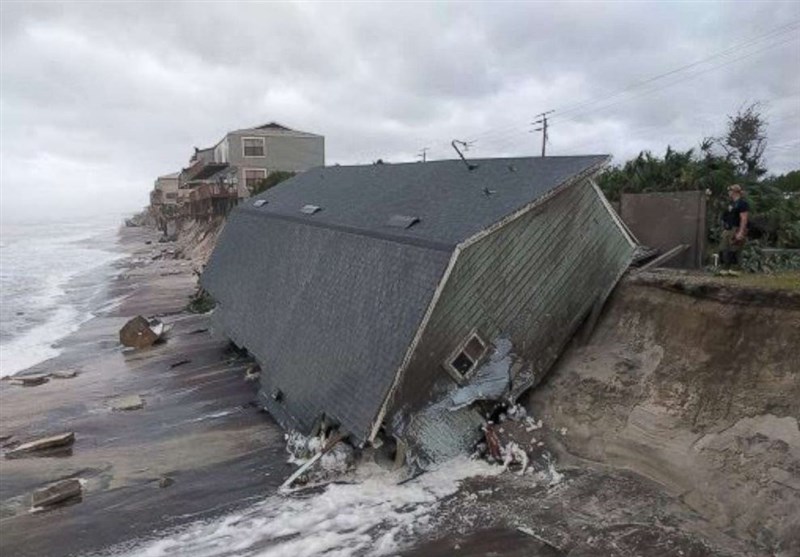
[0, 226, 292, 557]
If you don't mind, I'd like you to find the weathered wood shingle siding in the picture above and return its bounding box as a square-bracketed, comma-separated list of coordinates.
[388, 180, 634, 431]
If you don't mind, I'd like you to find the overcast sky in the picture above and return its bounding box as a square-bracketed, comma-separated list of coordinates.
[1, 1, 798, 222]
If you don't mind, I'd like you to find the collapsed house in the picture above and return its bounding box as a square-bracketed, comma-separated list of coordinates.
[201, 156, 636, 466]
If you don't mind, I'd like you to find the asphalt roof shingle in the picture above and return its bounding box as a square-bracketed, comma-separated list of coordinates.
[243, 155, 609, 247]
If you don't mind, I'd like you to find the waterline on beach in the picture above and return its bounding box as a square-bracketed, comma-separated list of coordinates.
[0, 217, 127, 376]
[112, 458, 498, 557]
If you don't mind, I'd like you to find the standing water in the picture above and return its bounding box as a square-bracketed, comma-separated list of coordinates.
[0, 215, 127, 376]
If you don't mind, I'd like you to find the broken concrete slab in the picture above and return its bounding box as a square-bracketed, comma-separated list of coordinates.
[119, 316, 166, 349]
[5, 432, 75, 458]
[7, 374, 50, 387]
[32, 479, 82, 508]
[50, 370, 79, 379]
[110, 394, 144, 412]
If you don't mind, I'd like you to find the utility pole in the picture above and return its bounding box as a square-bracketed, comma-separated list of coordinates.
[417, 147, 429, 163]
[532, 110, 555, 157]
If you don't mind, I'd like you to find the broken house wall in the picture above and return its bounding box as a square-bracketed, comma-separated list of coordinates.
[386, 180, 635, 462]
[620, 190, 707, 269]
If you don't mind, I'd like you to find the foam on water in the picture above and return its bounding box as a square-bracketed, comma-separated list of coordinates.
[0, 216, 127, 376]
[114, 457, 499, 557]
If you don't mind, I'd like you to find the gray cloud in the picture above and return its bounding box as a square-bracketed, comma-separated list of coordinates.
[1, 1, 798, 222]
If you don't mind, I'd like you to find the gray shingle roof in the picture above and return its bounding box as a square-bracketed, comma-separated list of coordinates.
[201, 211, 450, 443]
[246, 155, 608, 248]
[201, 155, 609, 444]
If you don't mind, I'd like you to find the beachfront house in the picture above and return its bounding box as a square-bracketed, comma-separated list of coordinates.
[154, 172, 181, 206]
[176, 122, 325, 219]
[201, 156, 637, 466]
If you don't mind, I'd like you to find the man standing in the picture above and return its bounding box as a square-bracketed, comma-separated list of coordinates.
[719, 184, 750, 268]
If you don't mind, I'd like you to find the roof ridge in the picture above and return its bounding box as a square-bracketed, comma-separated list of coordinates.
[241, 206, 456, 252]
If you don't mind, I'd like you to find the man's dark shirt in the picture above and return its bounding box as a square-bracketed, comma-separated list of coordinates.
[722, 198, 750, 230]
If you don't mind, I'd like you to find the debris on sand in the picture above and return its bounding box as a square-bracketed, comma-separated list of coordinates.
[32, 479, 82, 509]
[244, 365, 260, 382]
[50, 370, 79, 379]
[281, 431, 351, 491]
[119, 316, 168, 349]
[7, 374, 50, 387]
[110, 394, 145, 412]
[5, 432, 75, 458]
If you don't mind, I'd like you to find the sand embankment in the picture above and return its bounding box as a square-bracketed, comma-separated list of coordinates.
[527, 270, 800, 556]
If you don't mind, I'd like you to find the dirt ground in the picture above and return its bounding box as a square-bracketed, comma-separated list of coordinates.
[519, 269, 800, 557]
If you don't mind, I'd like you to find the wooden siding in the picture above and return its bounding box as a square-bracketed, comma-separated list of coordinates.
[387, 179, 634, 433]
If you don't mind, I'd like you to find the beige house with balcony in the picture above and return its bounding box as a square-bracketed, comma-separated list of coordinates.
[181, 122, 324, 199]
[154, 171, 181, 205]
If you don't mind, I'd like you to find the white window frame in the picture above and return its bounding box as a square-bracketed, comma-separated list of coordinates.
[443, 329, 489, 383]
[242, 136, 266, 158]
[243, 168, 268, 191]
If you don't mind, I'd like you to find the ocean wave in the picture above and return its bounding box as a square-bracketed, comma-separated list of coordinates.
[0, 304, 89, 377]
[0, 217, 128, 377]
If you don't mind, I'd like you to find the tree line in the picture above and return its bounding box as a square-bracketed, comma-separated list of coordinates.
[597, 103, 800, 251]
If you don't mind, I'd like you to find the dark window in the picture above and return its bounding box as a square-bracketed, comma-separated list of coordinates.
[451, 353, 474, 375]
[243, 137, 265, 157]
[464, 336, 486, 360]
[445, 331, 488, 381]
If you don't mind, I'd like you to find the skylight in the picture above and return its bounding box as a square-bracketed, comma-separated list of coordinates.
[301, 204, 322, 214]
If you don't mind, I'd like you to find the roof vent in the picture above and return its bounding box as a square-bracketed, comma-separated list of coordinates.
[253, 199, 268, 207]
[387, 214, 420, 229]
[301, 204, 322, 215]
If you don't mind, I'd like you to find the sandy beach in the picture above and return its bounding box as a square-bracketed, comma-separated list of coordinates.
[0, 226, 292, 557]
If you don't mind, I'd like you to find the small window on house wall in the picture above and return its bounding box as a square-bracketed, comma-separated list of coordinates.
[244, 168, 267, 191]
[444, 331, 488, 382]
[242, 137, 266, 157]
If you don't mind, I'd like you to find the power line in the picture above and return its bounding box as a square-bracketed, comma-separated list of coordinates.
[548, 20, 800, 123]
[407, 20, 800, 162]
[549, 34, 799, 128]
[442, 20, 800, 153]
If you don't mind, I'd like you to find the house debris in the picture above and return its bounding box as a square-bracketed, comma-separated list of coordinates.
[4, 432, 75, 458]
[31, 479, 82, 509]
[7, 374, 50, 387]
[119, 316, 168, 349]
[110, 394, 145, 412]
[201, 156, 637, 468]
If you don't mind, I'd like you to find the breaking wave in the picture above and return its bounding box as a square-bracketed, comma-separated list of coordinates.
[112, 458, 498, 557]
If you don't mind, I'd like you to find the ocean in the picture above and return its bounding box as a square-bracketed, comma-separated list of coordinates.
[0, 215, 128, 377]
